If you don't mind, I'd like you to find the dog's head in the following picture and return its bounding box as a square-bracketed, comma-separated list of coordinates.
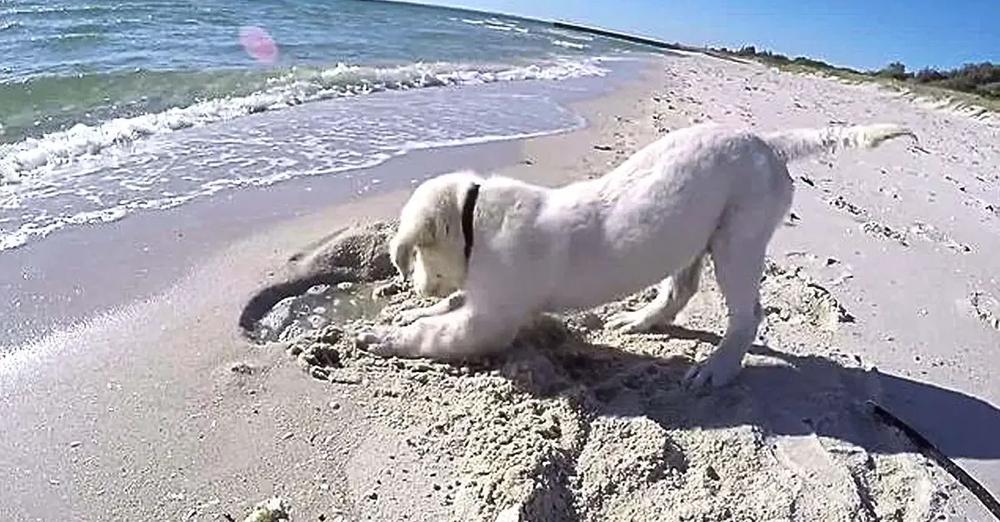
[390, 170, 482, 297]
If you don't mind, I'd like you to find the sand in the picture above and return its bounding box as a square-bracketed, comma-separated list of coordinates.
[241, 222, 954, 521]
[3, 52, 1000, 520]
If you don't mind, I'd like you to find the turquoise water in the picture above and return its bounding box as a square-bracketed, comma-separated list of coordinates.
[0, 0, 633, 143]
[0, 0, 649, 250]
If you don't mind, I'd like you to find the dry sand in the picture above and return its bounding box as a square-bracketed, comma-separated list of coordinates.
[3, 52, 1000, 520]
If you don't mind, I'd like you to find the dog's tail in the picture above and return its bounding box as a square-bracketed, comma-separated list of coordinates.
[763, 124, 916, 163]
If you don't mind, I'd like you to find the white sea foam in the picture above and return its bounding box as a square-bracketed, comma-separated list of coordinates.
[0, 58, 607, 185]
[0, 120, 584, 251]
[0, 70, 601, 251]
[550, 39, 588, 50]
[460, 17, 529, 33]
[545, 28, 595, 42]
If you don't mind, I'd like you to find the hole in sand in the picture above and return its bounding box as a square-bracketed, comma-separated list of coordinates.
[248, 281, 385, 343]
[239, 221, 397, 343]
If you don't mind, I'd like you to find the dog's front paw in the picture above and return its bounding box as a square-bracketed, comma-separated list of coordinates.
[395, 308, 426, 326]
[683, 351, 743, 390]
[356, 327, 407, 358]
[606, 310, 658, 333]
[372, 279, 405, 299]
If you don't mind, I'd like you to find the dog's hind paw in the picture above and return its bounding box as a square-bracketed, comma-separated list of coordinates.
[606, 310, 659, 333]
[683, 351, 743, 390]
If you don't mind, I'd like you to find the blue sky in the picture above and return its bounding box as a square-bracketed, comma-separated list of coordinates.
[414, 0, 998, 70]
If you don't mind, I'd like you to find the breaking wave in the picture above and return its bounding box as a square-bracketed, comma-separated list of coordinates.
[0, 58, 608, 185]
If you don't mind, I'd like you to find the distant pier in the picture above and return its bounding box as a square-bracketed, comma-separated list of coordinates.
[549, 21, 692, 52]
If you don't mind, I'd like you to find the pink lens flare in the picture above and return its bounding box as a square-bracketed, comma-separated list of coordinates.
[239, 26, 279, 64]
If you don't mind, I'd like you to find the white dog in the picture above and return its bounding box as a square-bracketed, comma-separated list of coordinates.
[358, 123, 913, 388]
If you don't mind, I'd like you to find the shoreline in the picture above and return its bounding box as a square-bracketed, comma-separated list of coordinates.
[0, 138, 519, 349]
[0, 57, 650, 351]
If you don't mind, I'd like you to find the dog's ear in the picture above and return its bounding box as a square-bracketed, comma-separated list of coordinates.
[390, 233, 414, 279]
[390, 215, 436, 279]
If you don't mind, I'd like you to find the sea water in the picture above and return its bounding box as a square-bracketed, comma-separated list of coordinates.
[0, 0, 651, 250]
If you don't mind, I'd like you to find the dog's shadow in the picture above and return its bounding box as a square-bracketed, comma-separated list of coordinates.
[499, 318, 1000, 461]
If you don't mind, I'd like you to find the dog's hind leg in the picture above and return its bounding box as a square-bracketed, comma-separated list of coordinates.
[684, 232, 766, 389]
[685, 159, 792, 389]
[607, 254, 704, 333]
[685, 198, 790, 388]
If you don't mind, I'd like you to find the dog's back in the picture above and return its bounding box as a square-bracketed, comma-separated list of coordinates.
[542, 125, 789, 309]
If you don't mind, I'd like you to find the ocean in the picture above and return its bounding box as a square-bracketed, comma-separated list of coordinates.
[0, 0, 650, 251]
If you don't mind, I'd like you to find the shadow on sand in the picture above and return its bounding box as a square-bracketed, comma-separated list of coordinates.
[502, 319, 1000, 462]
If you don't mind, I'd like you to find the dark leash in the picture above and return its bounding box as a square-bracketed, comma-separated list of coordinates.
[868, 400, 1000, 519]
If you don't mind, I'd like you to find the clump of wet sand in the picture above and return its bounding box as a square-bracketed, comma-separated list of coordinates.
[241, 223, 954, 521]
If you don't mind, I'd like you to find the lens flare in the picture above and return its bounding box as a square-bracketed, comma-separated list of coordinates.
[239, 26, 278, 64]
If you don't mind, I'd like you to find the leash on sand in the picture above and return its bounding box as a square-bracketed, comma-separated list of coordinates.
[867, 400, 1000, 519]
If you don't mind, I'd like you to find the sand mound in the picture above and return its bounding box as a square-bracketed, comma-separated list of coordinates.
[242, 224, 954, 521]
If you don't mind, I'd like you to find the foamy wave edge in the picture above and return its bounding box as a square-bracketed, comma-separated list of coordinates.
[0, 58, 608, 184]
[0, 115, 585, 252]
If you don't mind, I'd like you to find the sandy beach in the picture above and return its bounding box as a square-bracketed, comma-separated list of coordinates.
[3, 49, 1000, 521]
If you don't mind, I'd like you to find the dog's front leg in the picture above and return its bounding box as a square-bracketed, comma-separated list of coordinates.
[358, 304, 522, 360]
[395, 291, 465, 325]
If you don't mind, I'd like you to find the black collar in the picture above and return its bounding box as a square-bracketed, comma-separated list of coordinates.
[462, 183, 480, 261]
